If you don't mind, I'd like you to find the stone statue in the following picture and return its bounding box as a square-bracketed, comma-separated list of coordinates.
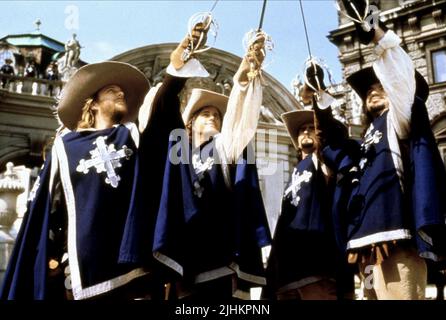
[64, 33, 80, 69]
[58, 34, 81, 81]
[291, 76, 305, 107]
[0, 162, 24, 235]
[259, 105, 281, 124]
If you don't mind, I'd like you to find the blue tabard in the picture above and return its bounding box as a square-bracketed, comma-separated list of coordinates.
[0, 74, 188, 300]
[322, 97, 446, 260]
[1, 125, 152, 300]
[267, 154, 337, 291]
[153, 136, 271, 292]
[345, 111, 412, 248]
[60, 126, 149, 294]
[409, 97, 446, 259]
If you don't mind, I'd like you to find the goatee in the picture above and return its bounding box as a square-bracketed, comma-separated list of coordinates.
[301, 141, 314, 148]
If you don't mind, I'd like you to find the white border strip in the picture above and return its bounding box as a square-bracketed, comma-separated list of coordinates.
[153, 251, 183, 276]
[49, 145, 59, 196]
[195, 266, 235, 284]
[55, 136, 149, 300]
[418, 230, 433, 246]
[192, 263, 267, 286]
[420, 250, 443, 262]
[229, 262, 267, 286]
[347, 229, 412, 250]
[55, 136, 83, 298]
[233, 289, 251, 300]
[73, 268, 149, 300]
[123, 122, 140, 148]
[387, 115, 405, 191]
[277, 276, 324, 293]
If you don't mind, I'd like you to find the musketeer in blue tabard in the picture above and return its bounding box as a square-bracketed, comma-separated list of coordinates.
[265, 109, 337, 300]
[1, 61, 150, 300]
[153, 32, 272, 300]
[264, 60, 355, 300]
[0, 32, 210, 300]
[315, 3, 446, 299]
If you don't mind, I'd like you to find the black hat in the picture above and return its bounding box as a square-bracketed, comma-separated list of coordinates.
[347, 67, 429, 103]
[281, 110, 314, 151]
[305, 63, 326, 91]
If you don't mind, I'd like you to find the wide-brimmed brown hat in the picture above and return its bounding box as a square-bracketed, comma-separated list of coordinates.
[182, 88, 228, 124]
[57, 61, 150, 130]
[347, 67, 429, 103]
[281, 110, 314, 151]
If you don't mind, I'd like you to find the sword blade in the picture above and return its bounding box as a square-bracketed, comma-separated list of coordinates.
[257, 0, 268, 31]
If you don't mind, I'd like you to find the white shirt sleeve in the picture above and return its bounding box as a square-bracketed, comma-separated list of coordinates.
[166, 58, 209, 78]
[373, 30, 416, 139]
[220, 66, 263, 162]
[137, 83, 163, 133]
[138, 57, 209, 133]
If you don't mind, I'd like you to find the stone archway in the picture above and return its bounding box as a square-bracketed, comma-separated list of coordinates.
[111, 43, 301, 120]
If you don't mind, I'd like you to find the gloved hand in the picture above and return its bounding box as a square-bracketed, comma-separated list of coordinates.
[245, 32, 266, 81]
[189, 21, 209, 51]
[170, 21, 209, 70]
[170, 36, 190, 70]
[298, 62, 326, 105]
[305, 62, 326, 91]
[339, 0, 386, 45]
[356, 19, 388, 45]
[341, 0, 369, 23]
[246, 32, 266, 70]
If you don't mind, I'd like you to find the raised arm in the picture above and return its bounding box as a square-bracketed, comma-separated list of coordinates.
[339, 0, 416, 139]
[301, 61, 348, 149]
[138, 29, 210, 136]
[302, 61, 359, 177]
[138, 28, 210, 164]
[220, 32, 266, 162]
[372, 27, 416, 139]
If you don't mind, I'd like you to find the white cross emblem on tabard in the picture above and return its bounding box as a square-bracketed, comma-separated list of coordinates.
[284, 169, 313, 207]
[76, 136, 133, 188]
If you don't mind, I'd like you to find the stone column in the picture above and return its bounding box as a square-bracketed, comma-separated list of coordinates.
[254, 121, 298, 273]
[0, 162, 25, 285]
[256, 122, 297, 236]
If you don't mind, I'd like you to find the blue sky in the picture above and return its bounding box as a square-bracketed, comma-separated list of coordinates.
[0, 0, 342, 92]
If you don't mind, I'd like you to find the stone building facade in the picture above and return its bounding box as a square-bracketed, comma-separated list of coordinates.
[327, 0, 446, 165]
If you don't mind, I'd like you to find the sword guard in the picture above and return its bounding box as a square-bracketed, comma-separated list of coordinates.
[181, 12, 217, 63]
[181, 46, 192, 62]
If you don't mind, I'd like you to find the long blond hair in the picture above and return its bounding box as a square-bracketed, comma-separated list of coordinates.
[185, 113, 198, 142]
[77, 97, 96, 129]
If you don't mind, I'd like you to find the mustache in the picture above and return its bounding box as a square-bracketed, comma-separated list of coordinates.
[368, 103, 386, 109]
[115, 97, 127, 102]
[301, 141, 315, 148]
[368, 94, 385, 100]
